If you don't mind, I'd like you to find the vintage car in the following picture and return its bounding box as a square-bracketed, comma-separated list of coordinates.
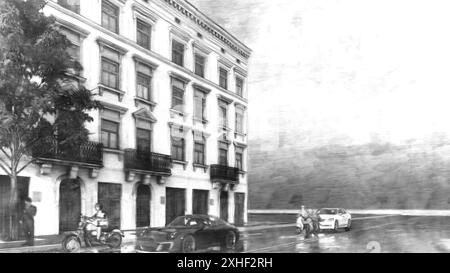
[135, 215, 240, 253]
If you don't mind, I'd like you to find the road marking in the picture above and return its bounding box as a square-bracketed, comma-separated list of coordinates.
[352, 215, 398, 220]
[244, 236, 320, 253]
[248, 232, 263, 236]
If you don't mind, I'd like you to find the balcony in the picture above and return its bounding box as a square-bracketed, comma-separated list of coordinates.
[124, 149, 172, 177]
[33, 138, 103, 167]
[210, 164, 240, 184]
[32, 138, 103, 178]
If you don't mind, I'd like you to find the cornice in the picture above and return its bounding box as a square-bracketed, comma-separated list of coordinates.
[234, 66, 248, 78]
[169, 25, 192, 43]
[96, 37, 128, 55]
[192, 41, 213, 56]
[132, 54, 159, 70]
[55, 18, 90, 37]
[192, 83, 211, 94]
[217, 94, 233, 105]
[169, 71, 191, 83]
[233, 141, 247, 148]
[160, 0, 251, 59]
[100, 101, 129, 114]
[131, 2, 159, 23]
[47, 0, 248, 104]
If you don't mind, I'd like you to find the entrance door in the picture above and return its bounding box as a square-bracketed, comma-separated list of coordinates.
[0, 176, 29, 240]
[98, 183, 122, 229]
[192, 190, 209, 215]
[136, 184, 151, 228]
[234, 193, 245, 226]
[165, 187, 185, 225]
[59, 179, 81, 232]
[220, 191, 229, 222]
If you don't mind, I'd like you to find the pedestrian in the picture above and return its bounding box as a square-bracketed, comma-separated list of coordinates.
[20, 197, 37, 246]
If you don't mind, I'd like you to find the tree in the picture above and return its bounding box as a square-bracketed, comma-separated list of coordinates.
[0, 0, 100, 240]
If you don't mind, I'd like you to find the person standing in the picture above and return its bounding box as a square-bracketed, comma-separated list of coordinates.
[20, 197, 37, 246]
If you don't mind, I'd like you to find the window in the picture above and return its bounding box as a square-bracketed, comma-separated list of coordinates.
[235, 107, 245, 134]
[235, 147, 244, 171]
[137, 20, 151, 50]
[60, 27, 82, 74]
[194, 90, 206, 121]
[102, 0, 119, 34]
[58, 0, 80, 14]
[172, 40, 185, 66]
[101, 58, 120, 89]
[193, 135, 206, 165]
[236, 77, 244, 97]
[171, 135, 185, 161]
[171, 78, 185, 111]
[194, 54, 206, 77]
[136, 63, 153, 101]
[218, 102, 228, 128]
[218, 142, 228, 166]
[101, 109, 121, 149]
[136, 119, 152, 152]
[219, 68, 228, 89]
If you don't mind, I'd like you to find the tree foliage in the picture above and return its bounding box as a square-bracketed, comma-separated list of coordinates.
[0, 0, 100, 239]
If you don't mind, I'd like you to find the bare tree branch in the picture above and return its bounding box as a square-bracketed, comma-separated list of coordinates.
[0, 147, 11, 160]
[0, 160, 11, 176]
[16, 158, 35, 175]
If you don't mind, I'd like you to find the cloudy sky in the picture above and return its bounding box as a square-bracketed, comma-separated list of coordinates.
[190, 0, 450, 149]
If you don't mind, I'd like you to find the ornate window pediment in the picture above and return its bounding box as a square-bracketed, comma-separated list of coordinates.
[133, 108, 157, 123]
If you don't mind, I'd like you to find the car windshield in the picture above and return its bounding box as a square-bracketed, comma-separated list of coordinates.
[318, 209, 338, 215]
[208, 216, 228, 226]
[167, 216, 206, 227]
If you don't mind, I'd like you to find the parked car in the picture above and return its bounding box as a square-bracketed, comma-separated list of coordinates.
[135, 215, 240, 253]
[317, 208, 352, 232]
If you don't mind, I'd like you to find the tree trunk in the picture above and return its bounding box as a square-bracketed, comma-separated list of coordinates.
[8, 174, 19, 241]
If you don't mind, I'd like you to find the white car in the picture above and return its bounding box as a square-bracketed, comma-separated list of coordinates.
[317, 208, 352, 232]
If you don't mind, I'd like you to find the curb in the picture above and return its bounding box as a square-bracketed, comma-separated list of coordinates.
[0, 234, 137, 253]
[249, 209, 450, 217]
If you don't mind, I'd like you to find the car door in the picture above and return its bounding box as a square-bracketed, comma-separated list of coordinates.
[191, 218, 215, 249]
[337, 209, 346, 226]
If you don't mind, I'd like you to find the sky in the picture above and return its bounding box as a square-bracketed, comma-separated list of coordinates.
[189, 0, 450, 150]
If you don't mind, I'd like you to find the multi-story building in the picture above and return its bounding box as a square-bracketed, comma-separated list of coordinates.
[0, 0, 251, 237]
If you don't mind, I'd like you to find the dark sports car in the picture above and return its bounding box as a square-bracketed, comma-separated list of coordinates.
[135, 215, 240, 253]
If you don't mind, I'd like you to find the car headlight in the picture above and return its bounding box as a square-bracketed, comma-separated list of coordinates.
[327, 218, 334, 221]
[167, 232, 177, 240]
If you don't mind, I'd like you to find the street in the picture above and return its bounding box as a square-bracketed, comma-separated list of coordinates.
[23, 215, 450, 253]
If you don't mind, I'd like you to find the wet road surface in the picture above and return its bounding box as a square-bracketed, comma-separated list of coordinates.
[49, 215, 450, 253]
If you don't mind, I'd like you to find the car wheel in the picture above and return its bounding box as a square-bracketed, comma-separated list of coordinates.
[333, 221, 339, 233]
[345, 219, 352, 231]
[221, 231, 237, 250]
[182, 235, 196, 253]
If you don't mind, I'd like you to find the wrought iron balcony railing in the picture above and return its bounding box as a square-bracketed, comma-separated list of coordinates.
[32, 138, 103, 166]
[124, 149, 172, 175]
[210, 164, 240, 183]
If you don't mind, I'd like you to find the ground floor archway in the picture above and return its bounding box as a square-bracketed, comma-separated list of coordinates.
[59, 178, 81, 233]
[136, 183, 151, 228]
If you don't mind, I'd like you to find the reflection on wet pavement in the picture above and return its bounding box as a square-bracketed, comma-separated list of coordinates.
[48, 215, 450, 253]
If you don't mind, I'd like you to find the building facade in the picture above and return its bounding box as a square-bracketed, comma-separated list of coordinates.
[0, 0, 251, 237]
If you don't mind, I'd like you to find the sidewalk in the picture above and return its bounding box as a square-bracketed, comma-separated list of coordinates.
[0, 230, 139, 253]
[0, 222, 292, 253]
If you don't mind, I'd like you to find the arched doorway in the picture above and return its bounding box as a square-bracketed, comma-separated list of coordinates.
[59, 178, 81, 233]
[136, 184, 151, 228]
